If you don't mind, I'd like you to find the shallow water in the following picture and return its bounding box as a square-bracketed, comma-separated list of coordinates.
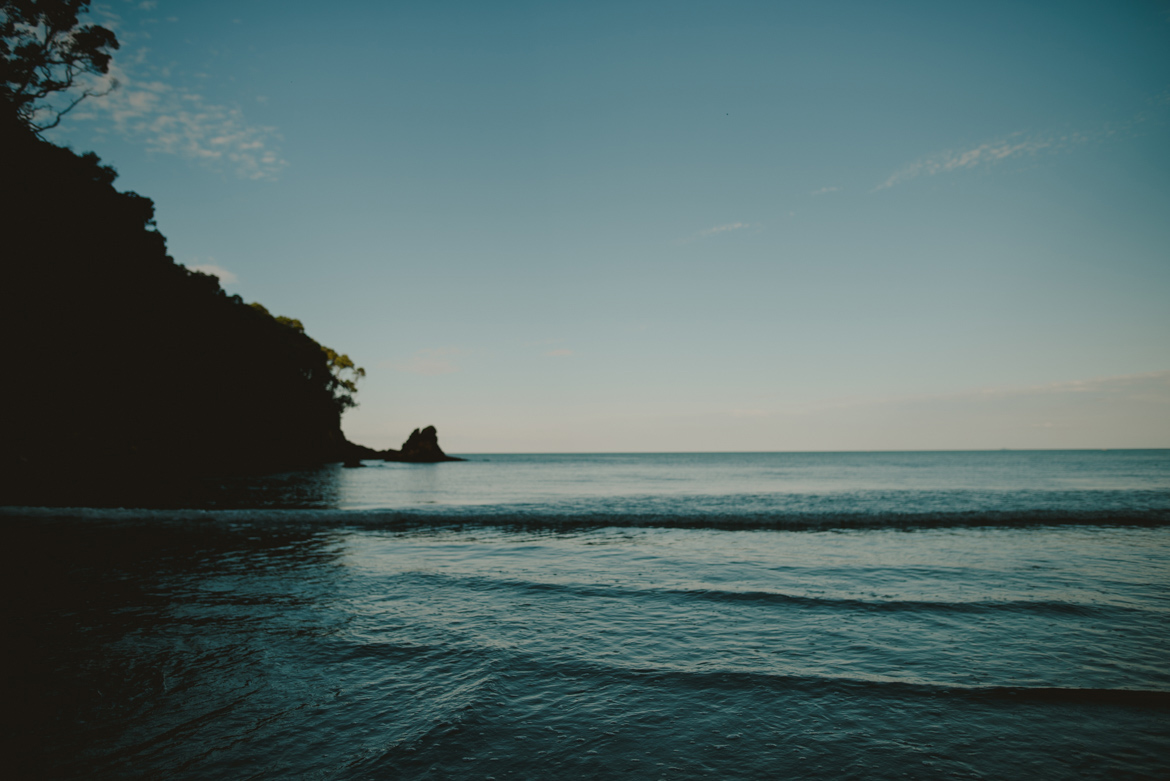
[5, 451, 1170, 778]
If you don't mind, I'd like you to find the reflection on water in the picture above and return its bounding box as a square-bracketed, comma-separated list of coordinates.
[5, 512, 1170, 779]
[5, 516, 349, 779]
[387, 461, 443, 506]
[200, 461, 457, 509]
[194, 451, 1170, 518]
[200, 462, 347, 508]
[6, 451, 1169, 778]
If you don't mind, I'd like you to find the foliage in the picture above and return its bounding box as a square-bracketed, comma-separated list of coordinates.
[0, 5, 369, 497]
[0, 0, 118, 133]
[0, 116, 366, 486]
[252, 305, 367, 410]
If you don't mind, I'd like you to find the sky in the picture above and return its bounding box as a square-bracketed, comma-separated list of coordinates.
[46, 0, 1170, 452]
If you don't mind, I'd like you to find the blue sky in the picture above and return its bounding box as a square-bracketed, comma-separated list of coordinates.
[50, 0, 1170, 451]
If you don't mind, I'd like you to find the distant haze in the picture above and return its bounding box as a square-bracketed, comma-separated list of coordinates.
[51, 0, 1170, 452]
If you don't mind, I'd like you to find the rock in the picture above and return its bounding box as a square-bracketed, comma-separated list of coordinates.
[381, 425, 464, 462]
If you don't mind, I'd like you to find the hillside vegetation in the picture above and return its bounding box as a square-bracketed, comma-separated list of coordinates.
[0, 114, 365, 503]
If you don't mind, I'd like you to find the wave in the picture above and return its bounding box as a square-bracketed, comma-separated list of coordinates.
[520, 657, 1170, 707]
[524, 580, 1124, 617]
[317, 632, 1170, 709]
[668, 671, 1170, 708]
[390, 570, 1159, 620]
[4, 504, 1168, 530]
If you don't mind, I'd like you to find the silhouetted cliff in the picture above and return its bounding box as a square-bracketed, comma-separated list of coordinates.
[0, 115, 369, 504]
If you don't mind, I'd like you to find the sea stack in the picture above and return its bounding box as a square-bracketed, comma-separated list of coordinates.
[382, 425, 464, 462]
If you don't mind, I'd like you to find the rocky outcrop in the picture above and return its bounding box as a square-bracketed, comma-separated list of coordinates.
[379, 425, 464, 463]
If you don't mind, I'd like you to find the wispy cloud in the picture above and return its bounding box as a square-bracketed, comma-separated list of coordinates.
[875, 133, 1057, 191]
[699, 222, 751, 237]
[788, 370, 1170, 415]
[729, 371, 1170, 422]
[875, 93, 1170, 192]
[62, 25, 286, 180]
[710, 371, 1170, 450]
[185, 261, 237, 284]
[872, 109, 1170, 192]
[545, 349, 574, 357]
[680, 222, 752, 244]
[966, 371, 1170, 401]
[810, 186, 839, 195]
[383, 348, 465, 376]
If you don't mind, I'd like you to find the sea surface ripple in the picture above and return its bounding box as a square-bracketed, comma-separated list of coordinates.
[4, 451, 1169, 778]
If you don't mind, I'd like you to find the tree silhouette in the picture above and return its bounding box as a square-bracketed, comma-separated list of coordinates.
[0, 6, 374, 505]
[253, 304, 367, 411]
[0, 0, 118, 133]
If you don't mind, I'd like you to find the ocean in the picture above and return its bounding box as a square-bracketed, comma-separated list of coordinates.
[4, 450, 1169, 779]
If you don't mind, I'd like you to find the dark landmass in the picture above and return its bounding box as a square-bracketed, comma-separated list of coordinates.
[0, 7, 466, 507]
[0, 108, 459, 507]
[0, 112, 350, 503]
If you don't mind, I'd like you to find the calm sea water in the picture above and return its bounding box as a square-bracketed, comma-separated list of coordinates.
[5, 451, 1170, 779]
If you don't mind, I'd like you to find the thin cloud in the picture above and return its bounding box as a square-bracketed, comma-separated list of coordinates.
[810, 186, 839, 195]
[65, 41, 286, 180]
[709, 371, 1170, 450]
[968, 371, 1170, 401]
[383, 348, 465, 376]
[789, 370, 1170, 415]
[699, 222, 751, 237]
[876, 100, 1170, 192]
[869, 109, 1169, 191]
[680, 222, 752, 244]
[186, 262, 237, 284]
[875, 133, 1055, 191]
[545, 349, 574, 357]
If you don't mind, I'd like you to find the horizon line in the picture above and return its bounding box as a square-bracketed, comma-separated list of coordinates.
[431, 447, 1170, 456]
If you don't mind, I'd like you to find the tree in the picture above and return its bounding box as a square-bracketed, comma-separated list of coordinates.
[321, 345, 367, 410]
[0, 3, 374, 502]
[0, 0, 118, 133]
[250, 303, 367, 412]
